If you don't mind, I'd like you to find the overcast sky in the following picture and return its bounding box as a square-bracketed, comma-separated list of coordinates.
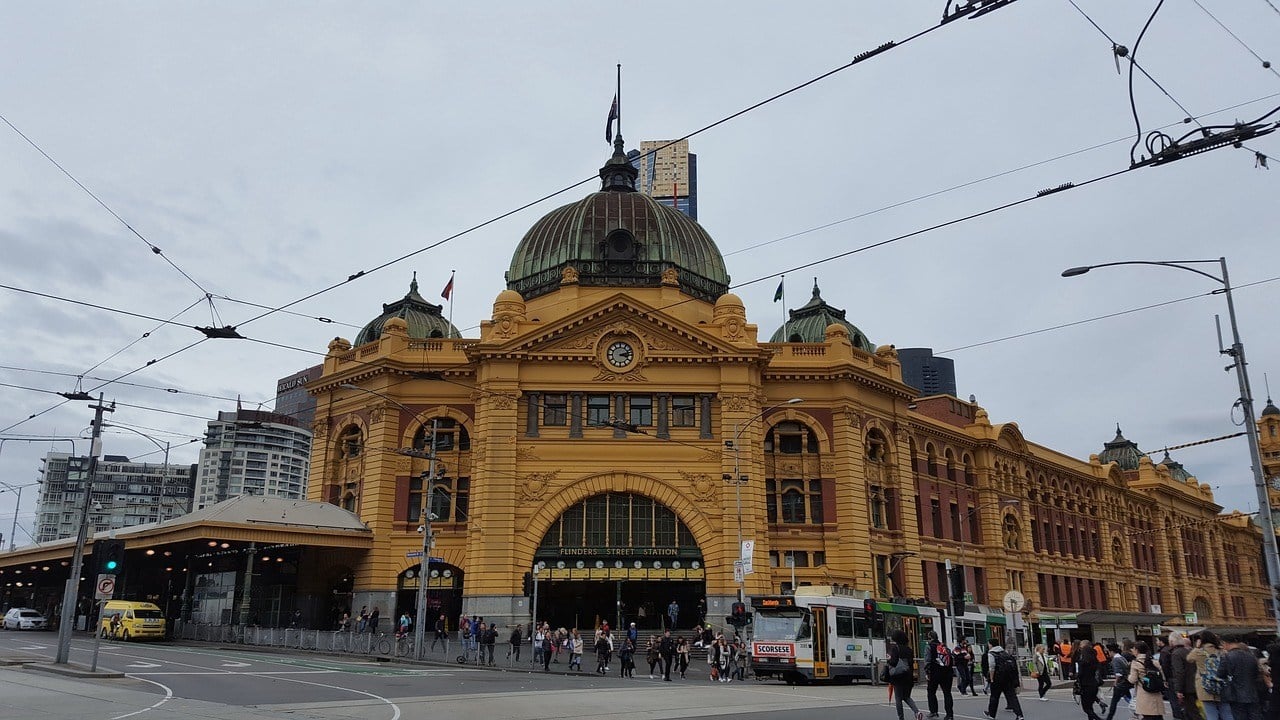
[2, 2, 1278, 549]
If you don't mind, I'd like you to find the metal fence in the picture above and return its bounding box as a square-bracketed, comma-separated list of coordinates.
[172, 621, 484, 662]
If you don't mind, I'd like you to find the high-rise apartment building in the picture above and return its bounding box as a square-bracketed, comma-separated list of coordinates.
[630, 139, 697, 219]
[194, 409, 312, 510]
[34, 452, 196, 542]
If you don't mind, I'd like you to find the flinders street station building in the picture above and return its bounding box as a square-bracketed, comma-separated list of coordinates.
[2, 139, 1277, 641]
[305, 138, 1277, 636]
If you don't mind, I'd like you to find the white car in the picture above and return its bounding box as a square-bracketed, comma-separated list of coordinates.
[3, 608, 49, 630]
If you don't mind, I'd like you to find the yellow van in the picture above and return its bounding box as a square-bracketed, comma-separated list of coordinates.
[99, 601, 166, 641]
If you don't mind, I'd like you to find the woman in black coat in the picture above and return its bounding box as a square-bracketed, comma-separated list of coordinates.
[1076, 639, 1104, 720]
[887, 630, 924, 720]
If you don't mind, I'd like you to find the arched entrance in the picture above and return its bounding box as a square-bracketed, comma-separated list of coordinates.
[397, 563, 463, 628]
[534, 492, 704, 633]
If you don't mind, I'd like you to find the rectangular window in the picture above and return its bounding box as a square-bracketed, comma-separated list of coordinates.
[813, 551, 826, 566]
[781, 480, 806, 523]
[587, 395, 611, 426]
[407, 475, 424, 523]
[930, 499, 942, 539]
[792, 551, 810, 567]
[836, 608, 854, 636]
[672, 396, 696, 427]
[544, 394, 567, 426]
[869, 485, 885, 529]
[809, 480, 824, 524]
[949, 502, 961, 541]
[629, 395, 653, 426]
[585, 495, 608, 545]
[765, 480, 778, 524]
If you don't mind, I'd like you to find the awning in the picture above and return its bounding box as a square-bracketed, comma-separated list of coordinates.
[1075, 610, 1179, 626]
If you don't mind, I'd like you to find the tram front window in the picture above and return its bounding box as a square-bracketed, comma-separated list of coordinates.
[755, 611, 811, 641]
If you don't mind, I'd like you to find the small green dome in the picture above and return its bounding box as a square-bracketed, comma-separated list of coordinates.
[1159, 451, 1192, 482]
[505, 138, 729, 302]
[1099, 425, 1145, 471]
[1263, 398, 1280, 417]
[355, 275, 461, 345]
[769, 279, 874, 352]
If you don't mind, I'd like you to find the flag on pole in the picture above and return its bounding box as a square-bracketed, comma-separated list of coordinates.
[441, 273, 454, 301]
[605, 93, 619, 143]
[773, 278, 785, 302]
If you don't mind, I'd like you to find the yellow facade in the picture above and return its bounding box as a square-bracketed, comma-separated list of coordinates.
[305, 144, 1271, 633]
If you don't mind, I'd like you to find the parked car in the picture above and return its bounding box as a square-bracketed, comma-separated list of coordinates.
[3, 608, 49, 630]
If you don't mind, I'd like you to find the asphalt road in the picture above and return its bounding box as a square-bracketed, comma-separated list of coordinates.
[0, 630, 1110, 720]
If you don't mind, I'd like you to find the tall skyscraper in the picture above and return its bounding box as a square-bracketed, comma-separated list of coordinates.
[897, 348, 958, 398]
[194, 409, 312, 510]
[274, 364, 322, 428]
[34, 452, 196, 542]
[629, 139, 697, 219]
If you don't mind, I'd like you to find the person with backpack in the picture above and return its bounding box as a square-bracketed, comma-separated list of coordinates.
[924, 630, 955, 720]
[1127, 640, 1167, 720]
[619, 636, 636, 678]
[1220, 634, 1261, 720]
[1187, 632, 1234, 720]
[1105, 643, 1137, 720]
[1077, 638, 1106, 720]
[955, 640, 976, 696]
[886, 630, 924, 720]
[1032, 644, 1053, 701]
[983, 638, 1025, 720]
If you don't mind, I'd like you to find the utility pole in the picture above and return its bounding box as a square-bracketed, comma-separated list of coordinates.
[413, 419, 438, 660]
[56, 394, 113, 665]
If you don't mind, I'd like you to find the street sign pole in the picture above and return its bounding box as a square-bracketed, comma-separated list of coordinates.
[90, 572, 115, 672]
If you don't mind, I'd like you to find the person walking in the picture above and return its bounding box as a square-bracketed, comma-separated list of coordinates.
[983, 638, 1025, 720]
[660, 628, 677, 682]
[1077, 639, 1106, 720]
[1220, 635, 1261, 720]
[886, 630, 924, 720]
[483, 623, 498, 666]
[432, 613, 448, 652]
[667, 599, 680, 631]
[368, 607, 381, 635]
[924, 630, 955, 720]
[357, 605, 368, 634]
[646, 636, 660, 678]
[396, 612, 411, 640]
[1127, 641, 1166, 720]
[1061, 640, 1077, 680]
[1105, 643, 1137, 720]
[678, 636, 691, 679]
[508, 624, 522, 662]
[1032, 644, 1053, 701]
[955, 640, 976, 696]
[595, 630, 610, 675]
[532, 624, 545, 667]
[620, 637, 636, 678]
[1169, 632, 1201, 720]
[1187, 632, 1235, 720]
[569, 629, 583, 671]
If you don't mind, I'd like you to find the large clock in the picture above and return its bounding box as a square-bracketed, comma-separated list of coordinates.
[606, 340, 635, 368]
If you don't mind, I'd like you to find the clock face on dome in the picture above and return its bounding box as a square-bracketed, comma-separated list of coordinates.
[606, 341, 634, 368]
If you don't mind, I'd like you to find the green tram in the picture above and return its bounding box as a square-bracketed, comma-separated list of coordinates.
[750, 587, 1007, 685]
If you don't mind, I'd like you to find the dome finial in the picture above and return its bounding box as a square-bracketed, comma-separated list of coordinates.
[410, 272, 418, 293]
[811, 277, 820, 298]
[600, 135, 638, 192]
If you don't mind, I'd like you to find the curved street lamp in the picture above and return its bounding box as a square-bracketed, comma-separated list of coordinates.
[1062, 256, 1280, 634]
[340, 382, 441, 660]
[729, 398, 803, 603]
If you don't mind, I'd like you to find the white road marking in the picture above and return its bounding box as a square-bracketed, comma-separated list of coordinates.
[260, 673, 401, 720]
[112, 676, 173, 720]
[127, 662, 163, 668]
[219, 661, 251, 667]
[18, 645, 47, 650]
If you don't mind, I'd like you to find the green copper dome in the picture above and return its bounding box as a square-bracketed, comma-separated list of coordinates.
[769, 279, 874, 352]
[1159, 451, 1192, 482]
[1263, 397, 1280, 416]
[505, 138, 729, 302]
[355, 275, 461, 345]
[1099, 425, 1145, 471]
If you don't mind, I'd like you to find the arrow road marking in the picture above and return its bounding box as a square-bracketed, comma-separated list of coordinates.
[220, 661, 251, 667]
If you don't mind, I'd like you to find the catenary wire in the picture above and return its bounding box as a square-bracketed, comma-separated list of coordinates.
[0, 112, 217, 301]
[1189, 0, 1280, 81]
[0, 364, 249, 404]
[226, 10, 1003, 333]
[79, 294, 209, 376]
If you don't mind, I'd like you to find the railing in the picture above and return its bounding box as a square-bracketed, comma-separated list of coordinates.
[173, 621, 464, 662]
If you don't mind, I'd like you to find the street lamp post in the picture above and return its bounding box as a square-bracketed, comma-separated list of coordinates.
[340, 383, 439, 660]
[1063, 257, 1280, 634]
[728, 398, 803, 604]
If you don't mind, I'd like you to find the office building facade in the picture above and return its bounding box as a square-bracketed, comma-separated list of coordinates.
[632, 139, 697, 219]
[34, 452, 196, 542]
[898, 348, 958, 398]
[194, 409, 312, 510]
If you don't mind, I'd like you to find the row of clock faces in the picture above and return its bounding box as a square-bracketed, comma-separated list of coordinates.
[535, 559, 701, 571]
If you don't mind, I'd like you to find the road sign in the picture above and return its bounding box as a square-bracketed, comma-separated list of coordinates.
[95, 574, 116, 601]
[429, 556, 444, 563]
[741, 541, 755, 575]
[406, 551, 424, 558]
[733, 560, 744, 584]
[1184, 611, 1198, 624]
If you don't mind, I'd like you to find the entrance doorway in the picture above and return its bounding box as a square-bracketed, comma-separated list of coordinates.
[536, 579, 704, 633]
[533, 492, 705, 634]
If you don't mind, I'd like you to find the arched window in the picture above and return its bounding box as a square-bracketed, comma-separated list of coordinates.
[1193, 596, 1212, 620]
[341, 490, 357, 513]
[338, 426, 363, 459]
[768, 421, 818, 455]
[414, 417, 470, 451]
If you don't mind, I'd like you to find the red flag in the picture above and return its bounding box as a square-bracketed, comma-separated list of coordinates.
[441, 274, 454, 301]
[605, 93, 619, 143]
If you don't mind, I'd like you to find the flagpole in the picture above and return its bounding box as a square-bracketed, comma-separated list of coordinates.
[780, 275, 788, 341]
[448, 270, 455, 336]
[616, 64, 622, 140]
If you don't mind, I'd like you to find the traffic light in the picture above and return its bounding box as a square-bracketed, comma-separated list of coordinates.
[96, 539, 126, 575]
[727, 601, 751, 627]
[948, 566, 966, 617]
[522, 572, 532, 597]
